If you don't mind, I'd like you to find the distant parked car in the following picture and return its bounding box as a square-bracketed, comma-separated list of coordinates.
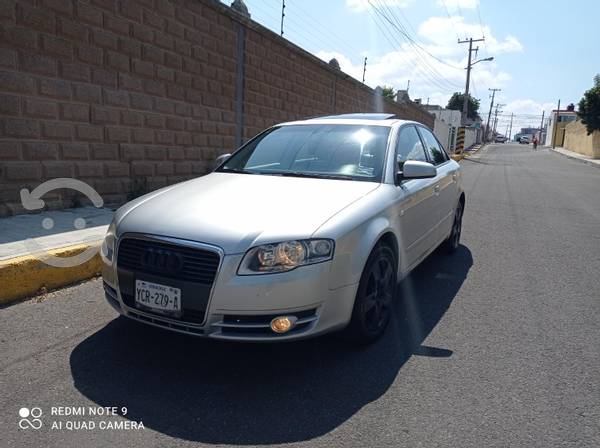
[494, 135, 506, 143]
[100, 113, 465, 343]
[519, 136, 531, 144]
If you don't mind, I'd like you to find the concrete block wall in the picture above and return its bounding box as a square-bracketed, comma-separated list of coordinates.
[0, 0, 433, 217]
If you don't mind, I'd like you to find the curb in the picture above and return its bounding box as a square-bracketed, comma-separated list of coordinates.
[451, 144, 486, 162]
[0, 242, 103, 305]
[464, 143, 486, 157]
[548, 147, 600, 169]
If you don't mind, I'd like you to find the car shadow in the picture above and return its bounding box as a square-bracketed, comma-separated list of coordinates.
[70, 245, 473, 444]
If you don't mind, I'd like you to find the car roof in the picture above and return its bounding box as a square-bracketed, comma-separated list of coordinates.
[279, 113, 416, 127]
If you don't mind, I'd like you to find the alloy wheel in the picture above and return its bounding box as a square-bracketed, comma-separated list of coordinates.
[362, 254, 395, 334]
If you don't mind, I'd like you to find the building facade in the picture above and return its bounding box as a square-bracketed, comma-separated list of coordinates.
[544, 110, 577, 146]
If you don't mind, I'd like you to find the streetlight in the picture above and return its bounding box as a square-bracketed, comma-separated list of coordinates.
[471, 56, 494, 66]
[461, 55, 494, 125]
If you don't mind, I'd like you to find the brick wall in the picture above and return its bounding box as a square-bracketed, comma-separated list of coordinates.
[0, 0, 433, 217]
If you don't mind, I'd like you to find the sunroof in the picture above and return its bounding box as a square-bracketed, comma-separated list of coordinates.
[311, 113, 397, 120]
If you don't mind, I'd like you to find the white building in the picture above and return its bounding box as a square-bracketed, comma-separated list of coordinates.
[424, 106, 462, 152]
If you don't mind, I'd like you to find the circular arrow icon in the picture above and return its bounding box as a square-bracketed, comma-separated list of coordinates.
[19, 178, 105, 268]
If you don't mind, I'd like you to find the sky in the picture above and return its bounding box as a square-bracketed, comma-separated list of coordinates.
[224, 0, 600, 135]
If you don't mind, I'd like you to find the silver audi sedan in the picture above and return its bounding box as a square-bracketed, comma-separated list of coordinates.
[101, 113, 464, 343]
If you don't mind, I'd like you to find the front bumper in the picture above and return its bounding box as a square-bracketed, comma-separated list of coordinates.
[102, 234, 358, 341]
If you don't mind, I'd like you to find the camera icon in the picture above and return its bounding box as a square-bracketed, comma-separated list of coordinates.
[18, 407, 43, 430]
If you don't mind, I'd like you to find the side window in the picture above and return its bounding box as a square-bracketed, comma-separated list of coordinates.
[418, 127, 448, 165]
[396, 125, 427, 169]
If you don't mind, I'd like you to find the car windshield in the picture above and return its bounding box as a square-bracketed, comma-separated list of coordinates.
[218, 124, 391, 182]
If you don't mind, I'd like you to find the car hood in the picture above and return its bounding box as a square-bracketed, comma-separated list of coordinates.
[116, 172, 380, 254]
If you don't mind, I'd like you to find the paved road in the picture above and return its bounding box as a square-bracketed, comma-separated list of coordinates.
[2, 144, 599, 447]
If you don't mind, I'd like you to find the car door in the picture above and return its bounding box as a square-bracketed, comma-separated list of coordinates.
[392, 125, 440, 270]
[417, 125, 459, 244]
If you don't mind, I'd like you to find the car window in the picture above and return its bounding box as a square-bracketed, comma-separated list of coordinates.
[220, 124, 391, 182]
[396, 125, 427, 168]
[418, 127, 449, 165]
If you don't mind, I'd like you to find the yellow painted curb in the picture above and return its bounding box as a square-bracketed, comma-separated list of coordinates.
[451, 154, 464, 161]
[0, 242, 103, 305]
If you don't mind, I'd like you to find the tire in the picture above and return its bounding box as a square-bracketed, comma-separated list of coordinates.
[344, 244, 397, 343]
[444, 200, 464, 253]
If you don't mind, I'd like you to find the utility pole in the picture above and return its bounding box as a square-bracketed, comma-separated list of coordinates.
[492, 103, 505, 136]
[485, 88, 501, 142]
[552, 99, 561, 148]
[362, 57, 367, 83]
[280, 0, 285, 36]
[458, 37, 486, 125]
[406, 79, 410, 92]
[539, 110, 545, 144]
[508, 112, 514, 141]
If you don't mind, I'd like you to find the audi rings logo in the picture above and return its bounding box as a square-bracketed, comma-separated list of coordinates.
[141, 248, 184, 273]
[19, 407, 43, 430]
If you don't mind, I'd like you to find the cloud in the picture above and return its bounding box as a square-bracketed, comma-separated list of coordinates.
[504, 99, 556, 116]
[436, 0, 479, 10]
[418, 16, 523, 55]
[317, 47, 512, 109]
[345, 0, 413, 12]
[316, 13, 520, 110]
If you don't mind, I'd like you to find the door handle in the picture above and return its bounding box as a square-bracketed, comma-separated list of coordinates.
[452, 173, 458, 181]
[434, 185, 440, 195]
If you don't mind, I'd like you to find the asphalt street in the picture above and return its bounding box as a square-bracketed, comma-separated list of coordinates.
[1, 143, 599, 447]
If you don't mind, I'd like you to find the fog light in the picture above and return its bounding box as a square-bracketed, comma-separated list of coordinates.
[270, 316, 297, 334]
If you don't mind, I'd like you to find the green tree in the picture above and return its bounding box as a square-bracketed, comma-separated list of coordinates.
[577, 74, 600, 135]
[381, 86, 396, 100]
[446, 92, 480, 120]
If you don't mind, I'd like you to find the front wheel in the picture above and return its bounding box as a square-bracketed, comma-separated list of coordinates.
[444, 200, 463, 253]
[344, 244, 397, 343]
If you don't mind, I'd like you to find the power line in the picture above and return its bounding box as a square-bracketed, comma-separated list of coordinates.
[370, 0, 463, 71]
[367, 9, 447, 91]
[368, 0, 465, 97]
[367, 7, 460, 93]
[476, 3, 488, 55]
[439, 0, 460, 41]
[283, 0, 365, 58]
[455, 1, 464, 20]
[249, 1, 364, 63]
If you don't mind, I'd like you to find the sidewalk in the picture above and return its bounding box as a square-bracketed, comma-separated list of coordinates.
[0, 207, 114, 304]
[548, 146, 600, 168]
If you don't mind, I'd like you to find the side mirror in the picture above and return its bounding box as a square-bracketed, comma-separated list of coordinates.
[213, 153, 231, 170]
[397, 160, 437, 182]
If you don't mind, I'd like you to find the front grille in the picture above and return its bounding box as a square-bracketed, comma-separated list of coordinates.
[117, 237, 220, 285]
[116, 237, 221, 326]
[128, 310, 205, 336]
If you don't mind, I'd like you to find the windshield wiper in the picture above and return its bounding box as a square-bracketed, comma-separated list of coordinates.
[266, 171, 355, 180]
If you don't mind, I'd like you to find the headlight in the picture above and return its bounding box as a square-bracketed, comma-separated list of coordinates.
[238, 239, 334, 275]
[100, 221, 116, 264]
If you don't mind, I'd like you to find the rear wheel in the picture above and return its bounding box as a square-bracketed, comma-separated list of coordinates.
[444, 200, 463, 253]
[344, 244, 397, 343]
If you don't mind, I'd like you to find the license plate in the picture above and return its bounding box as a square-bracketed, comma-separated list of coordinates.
[135, 280, 181, 316]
